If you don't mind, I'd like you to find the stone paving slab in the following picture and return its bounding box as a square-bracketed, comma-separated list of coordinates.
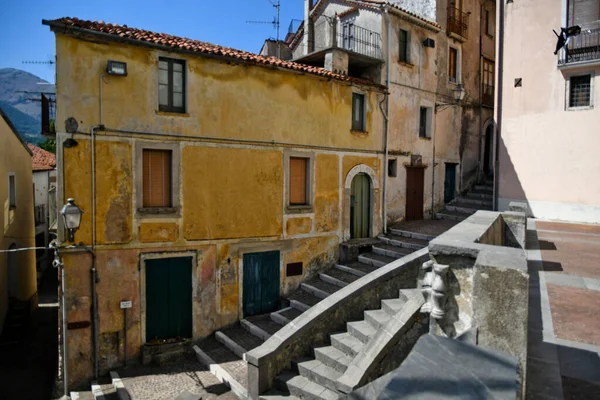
[115, 352, 238, 400]
[547, 284, 600, 346]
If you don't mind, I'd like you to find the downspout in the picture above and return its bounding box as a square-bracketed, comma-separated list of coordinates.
[89, 73, 105, 380]
[494, 1, 505, 211]
[382, 5, 392, 234]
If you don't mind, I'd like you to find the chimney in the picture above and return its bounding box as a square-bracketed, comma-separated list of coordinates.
[303, 0, 315, 54]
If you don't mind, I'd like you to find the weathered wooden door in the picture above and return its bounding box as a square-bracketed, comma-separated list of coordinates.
[146, 257, 193, 341]
[405, 167, 424, 221]
[444, 163, 457, 204]
[243, 251, 280, 317]
[350, 173, 371, 239]
[484, 125, 493, 176]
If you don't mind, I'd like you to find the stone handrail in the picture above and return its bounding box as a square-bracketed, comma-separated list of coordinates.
[246, 248, 430, 399]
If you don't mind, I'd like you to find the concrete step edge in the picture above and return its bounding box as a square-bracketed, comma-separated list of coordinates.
[289, 299, 310, 312]
[334, 264, 367, 277]
[346, 320, 375, 343]
[215, 331, 247, 359]
[363, 309, 390, 329]
[300, 283, 331, 300]
[192, 345, 248, 400]
[388, 228, 435, 241]
[313, 346, 351, 373]
[296, 359, 342, 392]
[357, 254, 386, 268]
[241, 318, 272, 341]
[371, 245, 407, 259]
[271, 307, 294, 326]
[445, 205, 478, 215]
[319, 272, 348, 288]
[109, 371, 131, 400]
[376, 235, 424, 250]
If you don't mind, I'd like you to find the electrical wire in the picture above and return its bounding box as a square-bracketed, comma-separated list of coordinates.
[0, 246, 50, 253]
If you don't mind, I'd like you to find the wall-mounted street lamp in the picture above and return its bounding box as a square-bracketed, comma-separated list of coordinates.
[435, 84, 467, 112]
[60, 198, 83, 242]
[106, 60, 128, 76]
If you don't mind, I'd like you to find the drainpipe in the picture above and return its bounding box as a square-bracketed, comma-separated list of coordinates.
[381, 5, 391, 234]
[52, 243, 68, 397]
[494, 1, 505, 211]
[431, 121, 436, 219]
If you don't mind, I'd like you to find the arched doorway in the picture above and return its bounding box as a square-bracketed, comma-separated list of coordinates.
[483, 124, 494, 177]
[350, 173, 371, 239]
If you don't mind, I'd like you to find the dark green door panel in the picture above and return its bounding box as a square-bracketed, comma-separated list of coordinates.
[350, 173, 371, 239]
[444, 164, 457, 204]
[146, 256, 193, 341]
[243, 251, 280, 317]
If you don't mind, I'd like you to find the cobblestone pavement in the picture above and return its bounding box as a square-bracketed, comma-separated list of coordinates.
[527, 220, 600, 399]
[115, 351, 238, 400]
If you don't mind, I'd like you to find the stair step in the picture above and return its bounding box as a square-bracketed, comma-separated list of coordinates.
[364, 309, 391, 329]
[259, 389, 300, 400]
[301, 278, 341, 299]
[319, 268, 360, 287]
[241, 315, 281, 341]
[358, 252, 395, 268]
[275, 372, 340, 400]
[194, 337, 248, 396]
[449, 200, 493, 211]
[216, 325, 264, 358]
[272, 307, 303, 325]
[330, 332, 364, 357]
[466, 190, 493, 199]
[456, 195, 493, 206]
[295, 358, 343, 392]
[346, 320, 376, 343]
[287, 289, 322, 311]
[475, 184, 493, 191]
[377, 234, 428, 250]
[334, 263, 375, 277]
[313, 345, 352, 373]
[388, 228, 436, 241]
[435, 209, 469, 221]
[372, 243, 412, 259]
[445, 205, 478, 215]
[381, 298, 407, 315]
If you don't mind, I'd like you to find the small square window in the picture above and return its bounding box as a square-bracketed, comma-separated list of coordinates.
[399, 29, 410, 63]
[8, 174, 16, 209]
[388, 159, 398, 177]
[568, 75, 592, 108]
[419, 107, 433, 138]
[158, 57, 186, 113]
[352, 93, 366, 131]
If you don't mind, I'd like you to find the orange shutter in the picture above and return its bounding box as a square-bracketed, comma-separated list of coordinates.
[143, 149, 172, 207]
[290, 157, 307, 205]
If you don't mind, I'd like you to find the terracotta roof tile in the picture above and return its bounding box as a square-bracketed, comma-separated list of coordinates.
[27, 143, 56, 171]
[44, 17, 385, 89]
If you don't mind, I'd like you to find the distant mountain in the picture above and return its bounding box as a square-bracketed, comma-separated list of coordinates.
[0, 101, 43, 143]
[0, 68, 55, 142]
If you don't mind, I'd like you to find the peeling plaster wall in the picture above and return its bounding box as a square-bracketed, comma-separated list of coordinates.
[390, 0, 437, 21]
[54, 32, 385, 387]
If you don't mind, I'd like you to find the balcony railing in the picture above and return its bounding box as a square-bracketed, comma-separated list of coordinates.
[559, 27, 600, 65]
[447, 6, 469, 40]
[482, 84, 494, 107]
[337, 25, 383, 60]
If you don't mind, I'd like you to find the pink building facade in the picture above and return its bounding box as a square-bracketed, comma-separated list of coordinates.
[496, 0, 600, 223]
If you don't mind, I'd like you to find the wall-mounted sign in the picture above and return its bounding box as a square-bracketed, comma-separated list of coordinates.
[120, 301, 132, 309]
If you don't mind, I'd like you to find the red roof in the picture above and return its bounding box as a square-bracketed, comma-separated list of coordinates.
[43, 17, 385, 89]
[27, 144, 56, 171]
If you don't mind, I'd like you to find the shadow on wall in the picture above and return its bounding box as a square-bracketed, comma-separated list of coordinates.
[497, 134, 530, 213]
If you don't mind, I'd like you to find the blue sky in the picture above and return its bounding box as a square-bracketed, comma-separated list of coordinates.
[1, 0, 304, 83]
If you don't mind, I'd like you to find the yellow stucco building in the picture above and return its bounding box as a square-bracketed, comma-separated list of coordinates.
[44, 17, 385, 386]
[0, 108, 37, 335]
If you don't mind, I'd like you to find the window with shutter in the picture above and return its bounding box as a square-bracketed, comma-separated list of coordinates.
[143, 149, 172, 208]
[289, 157, 308, 205]
[158, 57, 186, 113]
[567, 0, 600, 28]
[399, 29, 410, 63]
[352, 93, 366, 131]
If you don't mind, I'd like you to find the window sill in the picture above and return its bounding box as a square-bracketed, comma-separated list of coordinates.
[566, 105, 593, 111]
[350, 130, 369, 135]
[286, 205, 313, 214]
[399, 61, 414, 68]
[155, 111, 190, 118]
[138, 207, 179, 215]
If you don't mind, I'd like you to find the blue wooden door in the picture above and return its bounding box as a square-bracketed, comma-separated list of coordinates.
[243, 251, 280, 317]
[444, 164, 457, 204]
[146, 257, 193, 341]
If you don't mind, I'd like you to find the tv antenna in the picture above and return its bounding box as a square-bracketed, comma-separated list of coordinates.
[22, 54, 56, 70]
[247, 0, 281, 58]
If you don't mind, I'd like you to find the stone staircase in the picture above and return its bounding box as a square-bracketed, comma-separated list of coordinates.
[193, 227, 434, 399]
[436, 178, 494, 221]
[262, 289, 426, 399]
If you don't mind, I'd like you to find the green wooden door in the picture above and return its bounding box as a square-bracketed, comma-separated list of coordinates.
[350, 173, 371, 239]
[146, 257, 193, 341]
[444, 163, 457, 204]
[243, 251, 280, 317]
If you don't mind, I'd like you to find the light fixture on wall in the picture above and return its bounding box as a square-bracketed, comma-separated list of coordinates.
[106, 60, 128, 76]
[435, 84, 467, 112]
[60, 198, 83, 242]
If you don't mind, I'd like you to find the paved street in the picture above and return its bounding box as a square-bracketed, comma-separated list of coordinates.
[527, 220, 600, 399]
